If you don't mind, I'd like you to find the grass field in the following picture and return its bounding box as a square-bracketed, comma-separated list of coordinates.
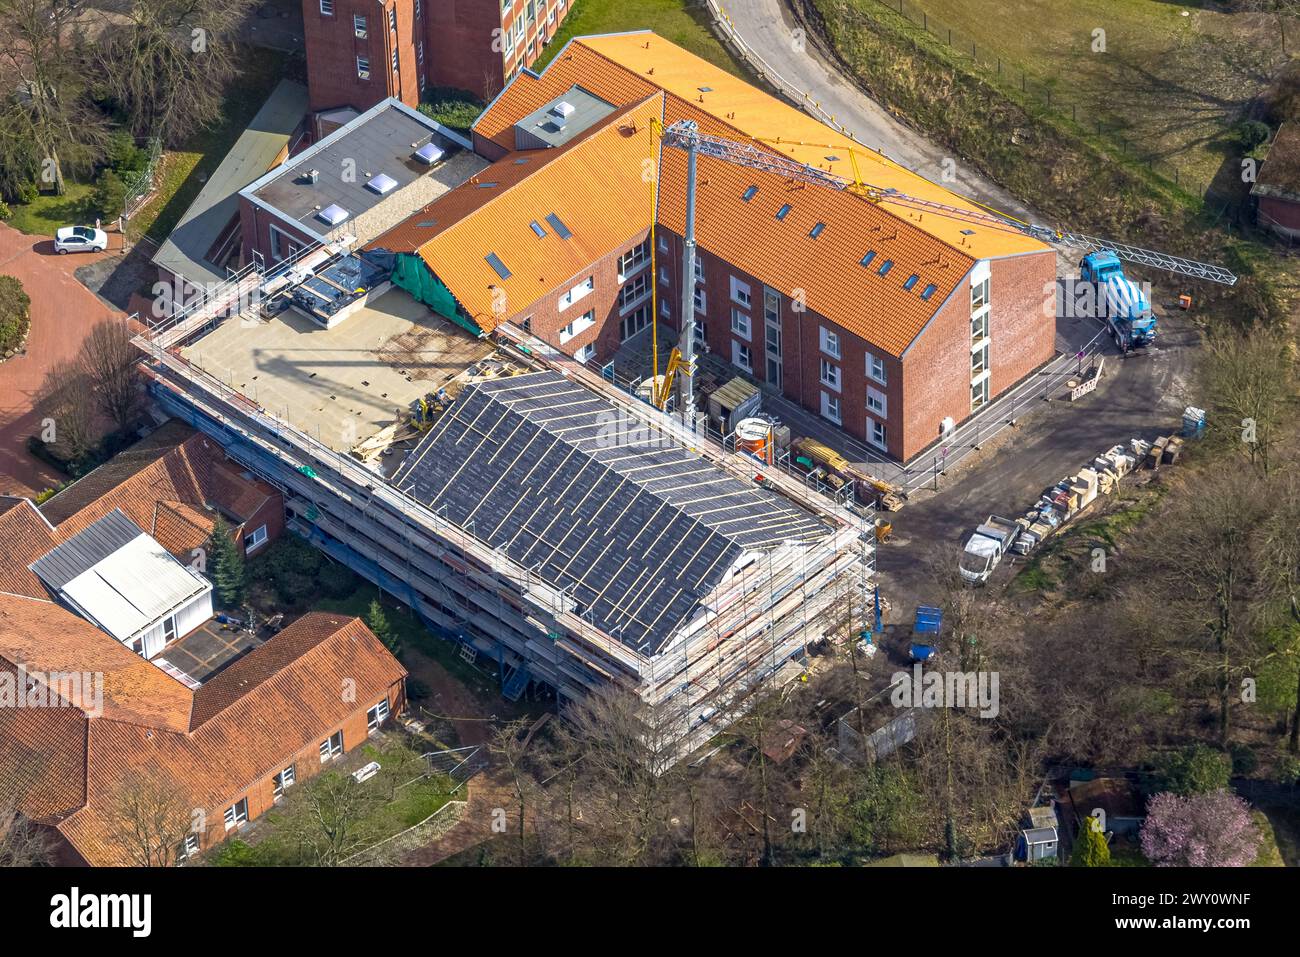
[859, 0, 1291, 195]
[3, 183, 98, 238]
[537, 0, 745, 75]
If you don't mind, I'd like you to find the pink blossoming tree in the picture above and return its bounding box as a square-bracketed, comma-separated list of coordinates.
[1140, 790, 1259, 867]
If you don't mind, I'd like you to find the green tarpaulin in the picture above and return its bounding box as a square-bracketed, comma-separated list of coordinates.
[390, 253, 482, 337]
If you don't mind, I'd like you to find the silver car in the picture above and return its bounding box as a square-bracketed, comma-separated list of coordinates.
[54, 225, 107, 254]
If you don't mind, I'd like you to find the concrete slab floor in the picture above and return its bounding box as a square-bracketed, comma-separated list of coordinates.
[182, 288, 494, 451]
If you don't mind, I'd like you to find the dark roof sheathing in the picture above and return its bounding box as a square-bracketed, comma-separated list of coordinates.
[395, 371, 828, 654]
[29, 508, 144, 591]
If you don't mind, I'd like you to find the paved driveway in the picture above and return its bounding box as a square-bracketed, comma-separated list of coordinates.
[713, 0, 1034, 219]
[0, 224, 124, 496]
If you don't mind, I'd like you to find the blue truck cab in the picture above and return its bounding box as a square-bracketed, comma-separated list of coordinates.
[1079, 250, 1157, 353]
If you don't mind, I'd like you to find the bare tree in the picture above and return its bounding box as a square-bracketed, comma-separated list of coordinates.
[1261, 470, 1300, 752]
[1201, 327, 1295, 478]
[489, 717, 538, 866]
[0, 0, 108, 194]
[94, 0, 257, 146]
[104, 772, 195, 866]
[79, 320, 144, 434]
[0, 748, 52, 867]
[35, 358, 99, 467]
[279, 769, 386, 866]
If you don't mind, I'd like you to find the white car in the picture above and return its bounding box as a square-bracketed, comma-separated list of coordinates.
[54, 225, 107, 254]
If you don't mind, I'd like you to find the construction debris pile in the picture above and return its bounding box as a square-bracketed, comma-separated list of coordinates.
[1010, 443, 1141, 556]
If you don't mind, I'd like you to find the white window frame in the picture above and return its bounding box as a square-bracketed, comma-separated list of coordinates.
[820, 391, 841, 425]
[356, 55, 371, 79]
[367, 698, 391, 732]
[620, 302, 652, 341]
[729, 275, 751, 308]
[388, 7, 397, 32]
[971, 276, 990, 312]
[820, 358, 840, 392]
[352, 13, 367, 36]
[971, 341, 990, 377]
[657, 234, 669, 253]
[732, 341, 753, 372]
[618, 239, 650, 280]
[575, 343, 596, 363]
[273, 764, 296, 799]
[558, 275, 594, 311]
[869, 420, 888, 450]
[242, 523, 268, 553]
[618, 272, 650, 313]
[971, 373, 991, 411]
[730, 307, 751, 341]
[558, 309, 595, 344]
[694, 258, 705, 284]
[319, 0, 334, 14]
[320, 730, 343, 763]
[867, 386, 887, 418]
[178, 832, 200, 861]
[694, 287, 706, 316]
[819, 327, 841, 359]
[866, 352, 888, 386]
[223, 798, 249, 831]
[269, 223, 304, 263]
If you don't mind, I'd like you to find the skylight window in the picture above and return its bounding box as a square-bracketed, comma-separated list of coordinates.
[809, 222, 825, 239]
[877, 260, 894, 276]
[903, 274, 919, 290]
[775, 204, 791, 220]
[545, 213, 572, 239]
[921, 284, 938, 300]
[366, 172, 398, 195]
[860, 251, 876, 267]
[475, 181, 500, 189]
[317, 204, 348, 226]
[486, 253, 511, 280]
[529, 220, 547, 238]
[742, 185, 758, 202]
[413, 142, 443, 165]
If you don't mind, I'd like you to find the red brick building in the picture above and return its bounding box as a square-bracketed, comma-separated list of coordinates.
[1253, 122, 1300, 240]
[374, 33, 1057, 463]
[302, 0, 573, 114]
[0, 423, 406, 866]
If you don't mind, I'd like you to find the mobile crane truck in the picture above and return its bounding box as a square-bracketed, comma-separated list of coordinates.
[1080, 250, 1157, 354]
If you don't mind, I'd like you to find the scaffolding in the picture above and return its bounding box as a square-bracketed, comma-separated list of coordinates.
[133, 294, 872, 765]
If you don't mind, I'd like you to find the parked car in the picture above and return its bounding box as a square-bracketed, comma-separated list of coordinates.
[54, 225, 107, 254]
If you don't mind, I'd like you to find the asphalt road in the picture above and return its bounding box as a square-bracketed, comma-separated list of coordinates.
[717, 0, 1033, 219]
[876, 308, 1200, 615]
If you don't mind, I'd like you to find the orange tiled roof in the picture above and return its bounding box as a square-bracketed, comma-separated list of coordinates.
[469, 33, 1050, 354]
[0, 600, 406, 866]
[415, 96, 661, 331]
[0, 499, 58, 599]
[152, 501, 218, 559]
[54, 614, 406, 866]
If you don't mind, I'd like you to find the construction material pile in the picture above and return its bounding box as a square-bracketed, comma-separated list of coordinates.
[1010, 444, 1139, 556]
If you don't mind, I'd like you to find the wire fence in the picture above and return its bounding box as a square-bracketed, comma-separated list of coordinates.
[122, 136, 163, 219]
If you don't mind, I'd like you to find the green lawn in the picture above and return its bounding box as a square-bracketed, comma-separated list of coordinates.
[210, 740, 456, 866]
[537, 0, 745, 76]
[316, 583, 491, 692]
[3, 183, 98, 238]
[862, 0, 1291, 195]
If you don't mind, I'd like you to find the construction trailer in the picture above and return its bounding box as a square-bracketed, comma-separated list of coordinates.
[133, 258, 872, 764]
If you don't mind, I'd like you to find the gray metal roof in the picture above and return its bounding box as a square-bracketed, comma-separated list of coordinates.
[514, 86, 618, 149]
[29, 508, 145, 591]
[153, 79, 309, 286]
[394, 371, 828, 654]
[248, 100, 462, 228]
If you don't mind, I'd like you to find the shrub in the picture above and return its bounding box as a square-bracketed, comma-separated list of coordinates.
[1152, 744, 1231, 796]
[1235, 119, 1271, 151]
[93, 169, 127, 220]
[106, 130, 147, 174]
[317, 559, 357, 598]
[15, 182, 39, 205]
[418, 87, 485, 135]
[0, 201, 11, 221]
[1071, 818, 1111, 867]
[0, 275, 32, 355]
